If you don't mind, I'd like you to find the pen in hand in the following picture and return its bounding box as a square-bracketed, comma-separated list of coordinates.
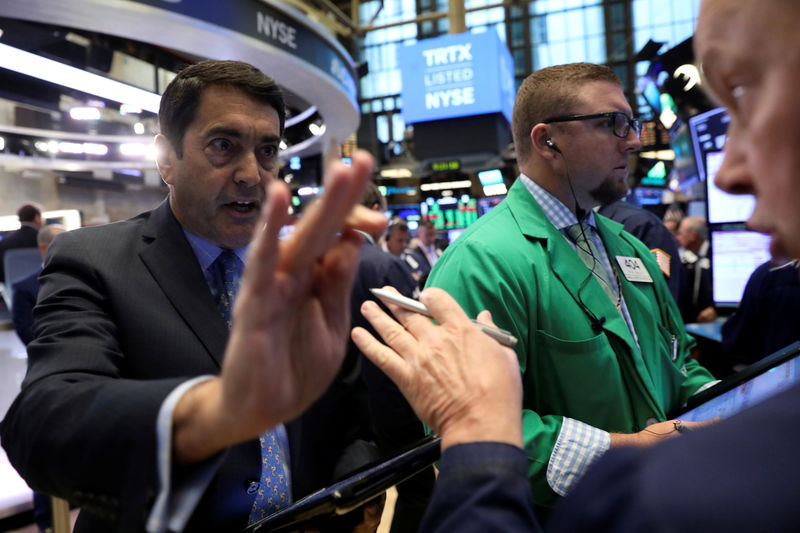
[369, 288, 518, 348]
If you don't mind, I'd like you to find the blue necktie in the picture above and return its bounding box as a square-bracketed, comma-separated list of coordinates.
[211, 250, 290, 524]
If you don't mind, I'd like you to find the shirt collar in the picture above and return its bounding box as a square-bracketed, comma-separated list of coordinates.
[354, 229, 375, 245]
[519, 173, 597, 230]
[183, 229, 248, 273]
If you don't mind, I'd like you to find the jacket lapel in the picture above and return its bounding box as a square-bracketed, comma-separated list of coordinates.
[137, 200, 229, 368]
[507, 181, 632, 342]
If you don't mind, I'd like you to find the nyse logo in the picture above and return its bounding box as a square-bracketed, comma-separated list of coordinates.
[421, 43, 472, 66]
[257, 12, 297, 49]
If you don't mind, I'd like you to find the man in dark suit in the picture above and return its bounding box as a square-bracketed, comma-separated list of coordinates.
[1, 60, 387, 532]
[351, 0, 800, 529]
[10, 223, 65, 533]
[0, 203, 42, 283]
[11, 224, 66, 345]
[409, 220, 441, 282]
[349, 184, 433, 533]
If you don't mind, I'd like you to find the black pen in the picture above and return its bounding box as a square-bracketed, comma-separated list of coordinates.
[369, 288, 518, 348]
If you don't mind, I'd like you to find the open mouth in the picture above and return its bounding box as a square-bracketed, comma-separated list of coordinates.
[224, 201, 259, 213]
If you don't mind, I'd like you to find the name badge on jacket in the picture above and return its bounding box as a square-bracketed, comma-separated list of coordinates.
[615, 256, 653, 283]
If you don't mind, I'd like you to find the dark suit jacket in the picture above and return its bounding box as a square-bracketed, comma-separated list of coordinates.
[419, 442, 540, 533]
[550, 381, 800, 532]
[422, 383, 800, 533]
[1, 200, 369, 532]
[0, 224, 39, 282]
[348, 240, 434, 533]
[11, 267, 41, 345]
[349, 239, 419, 442]
[722, 261, 800, 365]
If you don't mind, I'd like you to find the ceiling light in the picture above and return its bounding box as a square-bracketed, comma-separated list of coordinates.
[120, 142, 156, 159]
[638, 149, 675, 160]
[133, 122, 145, 135]
[420, 180, 472, 191]
[0, 42, 161, 113]
[58, 142, 85, 154]
[285, 106, 318, 127]
[380, 168, 412, 178]
[483, 183, 508, 196]
[121, 104, 143, 115]
[82, 143, 109, 156]
[69, 107, 102, 121]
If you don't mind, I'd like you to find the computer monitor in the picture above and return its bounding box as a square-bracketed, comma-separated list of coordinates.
[477, 196, 505, 217]
[710, 228, 772, 307]
[447, 227, 466, 243]
[688, 107, 730, 182]
[670, 123, 700, 192]
[477, 169, 503, 186]
[705, 150, 756, 224]
[631, 187, 663, 206]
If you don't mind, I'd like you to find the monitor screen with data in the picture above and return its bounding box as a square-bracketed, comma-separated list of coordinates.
[674, 342, 800, 422]
[710, 229, 772, 307]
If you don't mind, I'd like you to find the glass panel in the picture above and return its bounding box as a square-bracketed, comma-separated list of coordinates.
[585, 6, 604, 37]
[565, 10, 584, 36]
[531, 16, 547, 43]
[547, 13, 567, 41]
[376, 114, 390, 144]
[511, 20, 525, 47]
[513, 48, 527, 76]
[392, 114, 406, 142]
[611, 32, 627, 61]
[586, 36, 606, 63]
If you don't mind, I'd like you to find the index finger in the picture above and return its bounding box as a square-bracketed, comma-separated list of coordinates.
[418, 287, 473, 327]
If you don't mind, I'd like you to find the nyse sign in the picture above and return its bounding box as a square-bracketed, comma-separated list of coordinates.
[423, 43, 475, 110]
[400, 31, 514, 124]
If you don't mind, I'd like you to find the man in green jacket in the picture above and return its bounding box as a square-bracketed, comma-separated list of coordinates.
[427, 62, 715, 509]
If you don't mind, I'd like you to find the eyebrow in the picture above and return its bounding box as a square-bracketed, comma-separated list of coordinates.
[204, 126, 281, 145]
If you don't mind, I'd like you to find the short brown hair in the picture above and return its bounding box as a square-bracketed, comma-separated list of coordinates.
[17, 203, 41, 222]
[159, 60, 286, 157]
[512, 63, 621, 162]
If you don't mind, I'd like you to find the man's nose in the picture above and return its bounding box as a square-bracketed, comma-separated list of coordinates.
[624, 128, 642, 151]
[234, 151, 262, 186]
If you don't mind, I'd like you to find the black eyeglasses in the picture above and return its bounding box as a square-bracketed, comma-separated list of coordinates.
[543, 111, 642, 139]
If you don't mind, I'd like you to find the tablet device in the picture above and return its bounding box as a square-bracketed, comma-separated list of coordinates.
[242, 435, 441, 533]
[671, 341, 800, 422]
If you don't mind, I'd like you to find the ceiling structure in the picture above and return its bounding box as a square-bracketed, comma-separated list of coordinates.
[0, 0, 369, 182]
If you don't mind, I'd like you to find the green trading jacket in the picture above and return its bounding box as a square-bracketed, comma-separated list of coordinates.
[427, 178, 714, 507]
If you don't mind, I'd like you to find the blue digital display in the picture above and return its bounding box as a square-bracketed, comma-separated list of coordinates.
[399, 30, 515, 124]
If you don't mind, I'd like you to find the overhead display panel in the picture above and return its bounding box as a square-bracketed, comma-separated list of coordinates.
[399, 30, 515, 125]
[0, 0, 359, 157]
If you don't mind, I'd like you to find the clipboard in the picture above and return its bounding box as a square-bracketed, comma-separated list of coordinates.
[241, 434, 441, 532]
[670, 341, 800, 422]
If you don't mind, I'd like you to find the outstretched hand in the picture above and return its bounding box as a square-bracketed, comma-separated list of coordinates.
[351, 287, 523, 451]
[174, 150, 387, 462]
